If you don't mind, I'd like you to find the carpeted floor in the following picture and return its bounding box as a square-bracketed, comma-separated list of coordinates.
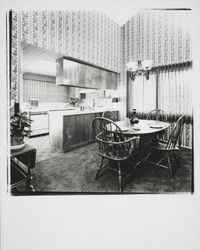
[22, 135, 193, 194]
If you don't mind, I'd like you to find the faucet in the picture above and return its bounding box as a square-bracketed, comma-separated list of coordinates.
[93, 98, 96, 109]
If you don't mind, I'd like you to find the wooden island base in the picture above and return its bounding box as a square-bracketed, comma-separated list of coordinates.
[49, 110, 118, 152]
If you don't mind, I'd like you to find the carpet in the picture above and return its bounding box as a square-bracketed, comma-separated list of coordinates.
[29, 143, 192, 194]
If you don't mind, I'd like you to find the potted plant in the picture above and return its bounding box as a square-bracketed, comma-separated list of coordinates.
[10, 103, 32, 150]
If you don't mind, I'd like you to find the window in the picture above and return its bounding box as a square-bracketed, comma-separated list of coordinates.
[127, 63, 192, 118]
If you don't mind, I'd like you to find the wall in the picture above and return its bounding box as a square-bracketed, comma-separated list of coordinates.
[10, 11, 19, 102]
[121, 10, 193, 148]
[10, 10, 192, 102]
[11, 10, 121, 103]
[120, 10, 192, 87]
[121, 10, 191, 68]
[21, 10, 120, 72]
[23, 73, 69, 103]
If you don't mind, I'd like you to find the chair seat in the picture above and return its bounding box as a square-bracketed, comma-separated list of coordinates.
[148, 139, 180, 151]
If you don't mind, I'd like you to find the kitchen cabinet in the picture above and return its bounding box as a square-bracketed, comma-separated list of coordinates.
[62, 112, 102, 151]
[56, 58, 118, 90]
[49, 110, 119, 152]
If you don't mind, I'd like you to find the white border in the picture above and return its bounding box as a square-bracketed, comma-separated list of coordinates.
[1, 1, 200, 250]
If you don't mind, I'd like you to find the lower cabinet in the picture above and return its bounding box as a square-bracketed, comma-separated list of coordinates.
[63, 112, 102, 151]
[49, 110, 119, 152]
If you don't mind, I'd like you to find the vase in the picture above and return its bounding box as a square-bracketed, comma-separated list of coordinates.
[10, 135, 25, 150]
[130, 109, 139, 124]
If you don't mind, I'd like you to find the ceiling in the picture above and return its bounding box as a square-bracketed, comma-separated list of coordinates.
[5, 0, 193, 26]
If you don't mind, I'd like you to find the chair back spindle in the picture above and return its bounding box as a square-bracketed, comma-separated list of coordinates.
[102, 111, 117, 122]
[92, 117, 137, 161]
[148, 109, 167, 122]
[165, 115, 185, 150]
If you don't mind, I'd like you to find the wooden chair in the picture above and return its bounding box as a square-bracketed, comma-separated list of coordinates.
[147, 109, 167, 141]
[144, 115, 185, 177]
[102, 111, 117, 122]
[92, 117, 140, 192]
[148, 109, 167, 122]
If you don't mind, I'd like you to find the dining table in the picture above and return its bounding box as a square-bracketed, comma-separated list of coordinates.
[115, 118, 170, 156]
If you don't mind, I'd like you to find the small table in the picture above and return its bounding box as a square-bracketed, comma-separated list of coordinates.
[115, 118, 170, 156]
[10, 144, 36, 192]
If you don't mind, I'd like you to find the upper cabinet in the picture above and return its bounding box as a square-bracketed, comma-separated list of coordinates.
[56, 58, 118, 90]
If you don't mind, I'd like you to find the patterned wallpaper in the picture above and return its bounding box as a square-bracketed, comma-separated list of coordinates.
[121, 10, 192, 69]
[20, 10, 120, 72]
[10, 11, 19, 102]
[121, 10, 193, 148]
[10, 10, 192, 103]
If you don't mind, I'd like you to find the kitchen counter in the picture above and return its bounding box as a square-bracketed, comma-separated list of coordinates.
[22, 104, 117, 114]
[49, 109, 119, 152]
[48, 108, 119, 116]
[22, 107, 76, 113]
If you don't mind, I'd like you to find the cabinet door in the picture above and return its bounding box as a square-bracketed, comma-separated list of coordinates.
[56, 59, 119, 90]
[63, 112, 102, 151]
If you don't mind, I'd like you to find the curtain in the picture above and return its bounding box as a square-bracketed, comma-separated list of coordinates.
[127, 63, 193, 148]
[128, 64, 192, 119]
[158, 64, 192, 119]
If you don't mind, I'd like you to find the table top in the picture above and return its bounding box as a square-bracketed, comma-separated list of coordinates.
[115, 119, 170, 136]
[11, 144, 36, 158]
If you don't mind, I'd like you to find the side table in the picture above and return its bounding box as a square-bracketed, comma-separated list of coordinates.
[10, 144, 36, 193]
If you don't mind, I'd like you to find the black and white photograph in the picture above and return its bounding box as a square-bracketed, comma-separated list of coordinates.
[8, 7, 193, 194]
[1, 1, 200, 250]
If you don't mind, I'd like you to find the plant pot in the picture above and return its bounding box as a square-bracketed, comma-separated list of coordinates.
[10, 135, 25, 151]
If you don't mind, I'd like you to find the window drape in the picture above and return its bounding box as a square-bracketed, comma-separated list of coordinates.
[158, 64, 192, 118]
[127, 63, 193, 148]
[128, 64, 192, 118]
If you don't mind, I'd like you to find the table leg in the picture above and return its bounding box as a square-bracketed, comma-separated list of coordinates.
[26, 163, 35, 192]
[140, 134, 155, 157]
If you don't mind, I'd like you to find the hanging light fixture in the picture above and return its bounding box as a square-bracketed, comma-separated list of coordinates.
[126, 59, 153, 81]
[126, 12, 153, 81]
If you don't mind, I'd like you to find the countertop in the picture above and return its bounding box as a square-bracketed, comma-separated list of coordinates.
[21, 104, 119, 115]
[48, 108, 119, 116]
[23, 107, 76, 113]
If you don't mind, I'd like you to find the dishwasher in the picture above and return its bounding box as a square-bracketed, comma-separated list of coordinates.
[29, 111, 49, 137]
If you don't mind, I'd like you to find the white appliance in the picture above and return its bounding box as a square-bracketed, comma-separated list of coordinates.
[29, 111, 49, 136]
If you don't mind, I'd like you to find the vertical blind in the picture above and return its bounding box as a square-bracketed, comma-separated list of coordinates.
[158, 64, 192, 117]
[23, 73, 68, 103]
[128, 63, 192, 118]
[128, 63, 193, 148]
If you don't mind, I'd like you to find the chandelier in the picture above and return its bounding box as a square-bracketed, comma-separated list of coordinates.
[126, 59, 153, 81]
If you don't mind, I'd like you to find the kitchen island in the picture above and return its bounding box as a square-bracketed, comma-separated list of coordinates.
[49, 109, 119, 152]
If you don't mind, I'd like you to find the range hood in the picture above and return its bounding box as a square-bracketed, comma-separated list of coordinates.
[56, 58, 118, 90]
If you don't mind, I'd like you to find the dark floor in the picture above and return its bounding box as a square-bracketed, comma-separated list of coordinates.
[18, 135, 193, 194]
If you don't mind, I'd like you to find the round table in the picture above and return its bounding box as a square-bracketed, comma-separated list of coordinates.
[115, 118, 170, 135]
[115, 118, 170, 156]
